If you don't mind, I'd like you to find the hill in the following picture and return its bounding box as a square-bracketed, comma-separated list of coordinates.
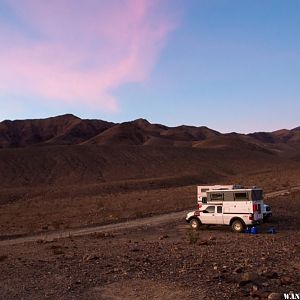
[0, 115, 223, 147]
[0, 114, 114, 147]
[1, 114, 299, 152]
[0, 114, 299, 189]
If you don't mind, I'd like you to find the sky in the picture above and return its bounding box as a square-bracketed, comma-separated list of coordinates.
[0, 0, 299, 133]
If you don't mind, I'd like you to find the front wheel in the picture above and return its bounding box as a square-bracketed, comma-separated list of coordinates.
[231, 220, 245, 233]
[189, 218, 201, 230]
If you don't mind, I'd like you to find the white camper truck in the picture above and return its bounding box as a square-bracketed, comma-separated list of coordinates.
[186, 186, 264, 232]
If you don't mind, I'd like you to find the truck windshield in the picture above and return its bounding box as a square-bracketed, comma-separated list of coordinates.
[252, 190, 263, 200]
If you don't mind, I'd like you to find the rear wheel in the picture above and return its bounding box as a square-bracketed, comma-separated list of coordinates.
[189, 218, 201, 230]
[231, 220, 245, 233]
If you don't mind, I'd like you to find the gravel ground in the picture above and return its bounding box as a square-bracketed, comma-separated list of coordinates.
[0, 193, 300, 299]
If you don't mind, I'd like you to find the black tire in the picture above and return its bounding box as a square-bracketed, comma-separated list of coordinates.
[189, 218, 201, 230]
[231, 220, 245, 233]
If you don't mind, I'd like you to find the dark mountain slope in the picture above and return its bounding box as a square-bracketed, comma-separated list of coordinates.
[0, 114, 299, 153]
[0, 114, 114, 147]
[0, 143, 280, 188]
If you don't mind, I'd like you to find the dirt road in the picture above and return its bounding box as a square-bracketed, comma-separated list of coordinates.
[0, 210, 188, 246]
[1, 186, 299, 246]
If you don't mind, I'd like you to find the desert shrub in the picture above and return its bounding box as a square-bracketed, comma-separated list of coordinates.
[187, 229, 199, 245]
[135, 211, 144, 218]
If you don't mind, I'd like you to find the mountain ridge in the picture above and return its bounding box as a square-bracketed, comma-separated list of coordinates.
[0, 114, 299, 151]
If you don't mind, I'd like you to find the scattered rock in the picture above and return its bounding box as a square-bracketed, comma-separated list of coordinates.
[250, 289, 267, 299]
[252, 284, 259, 292]
[239, 272, 260, 286]
[241, 272, 260, 282]
[104, 232, 114, 238]
[0, 255, 8, 262]
[212, 273, 225, 280]
[83, 254, 99, 261]
[240, 287, 250, 296]
[234, 267, 243, 274]
[263, 271, 279, 279]
[198, 240, 209, 246]
[262, 282, 269, 287]
[267, 292, 282, 300]
[238, 281, 252, 288]
[159, 235, 169, 240]
[221, 266, 228, 273]
[280, 276, 293, 285]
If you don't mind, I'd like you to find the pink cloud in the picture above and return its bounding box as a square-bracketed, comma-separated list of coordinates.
[0, 0, 177, 112]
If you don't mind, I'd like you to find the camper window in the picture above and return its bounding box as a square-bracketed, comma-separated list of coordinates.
[234, 192, 248, 200]
[210, 193, 224, 201]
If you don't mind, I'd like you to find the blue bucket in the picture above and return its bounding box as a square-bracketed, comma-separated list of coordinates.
[250, 226, 258, 234]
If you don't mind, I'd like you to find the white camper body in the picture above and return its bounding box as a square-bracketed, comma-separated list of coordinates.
[197, 185, 241, 204]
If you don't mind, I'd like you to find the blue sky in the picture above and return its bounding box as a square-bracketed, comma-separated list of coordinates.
[0, 0, 299, 133]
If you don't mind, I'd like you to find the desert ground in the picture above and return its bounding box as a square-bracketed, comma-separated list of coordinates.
[0, 191, 299, 299]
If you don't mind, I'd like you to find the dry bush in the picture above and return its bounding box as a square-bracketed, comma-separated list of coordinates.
[187, 229, 200, 245]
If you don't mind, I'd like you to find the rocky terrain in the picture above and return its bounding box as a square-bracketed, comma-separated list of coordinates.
[0, 192, 299, 299]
